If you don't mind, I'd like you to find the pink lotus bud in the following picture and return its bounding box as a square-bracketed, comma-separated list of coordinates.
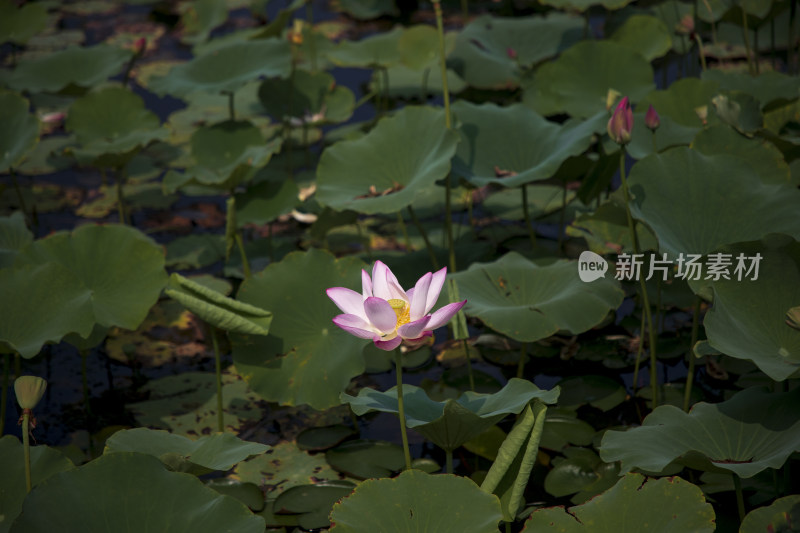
[41, 111, 66, 124]
[645, 104, 660, 131]
[676, 14, 694, 35]
[133, 37, 146, 55]
[607, 96, 633, 145]
[506, 47, 517, 60]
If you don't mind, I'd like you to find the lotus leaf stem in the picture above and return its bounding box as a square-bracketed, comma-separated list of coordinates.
[81, 350, 92, 417]
[733, 473, 746, 521]
[0, 354, 8, 437]
[22, 409, 31, 493]
[557, 181, 567, 254]
[446, 449, 453, 474]
[394, 349, 412, 470]
[10, 168, 29, 228]
[463, 339, 475, 392]
[115, 167, 129, 225]
[517, 342, 528, 379]
[306, 0, 317, 72]
[632, 312, 645, 394]
[618, 148, 659, 407]
[683, 296, 702, 412]
[741, 9, 756, 75]
[407, 205, 439, 269]
[397, 212, 411, 250]
[235, 233, 251, 280]
[211, 327, 224, 433]
[521, 185, 537, 252]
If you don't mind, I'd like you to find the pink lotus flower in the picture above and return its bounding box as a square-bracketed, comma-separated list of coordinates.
[645, 104, 660, 131]
[327, 261, 466, 351]
[607, 96, 633, 145]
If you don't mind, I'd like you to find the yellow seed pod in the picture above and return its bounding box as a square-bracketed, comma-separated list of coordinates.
[14, 376, 47, 410]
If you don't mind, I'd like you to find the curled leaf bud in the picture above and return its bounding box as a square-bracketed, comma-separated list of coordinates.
[607, 96, 633, 145]
[14, 376, 47, 410]
[645, 104, 660, 131]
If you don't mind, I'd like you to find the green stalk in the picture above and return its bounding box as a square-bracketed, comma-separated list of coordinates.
[394, 349, 412, 470]
[446, 449, 453, 474]
[0, 354, 8, 437]
[433, 0, 456, 273]
[517, 342, 528, 379]
[211, 327, 224, 433]
[632, 312, 645, 394]
[557, 180, 567, 254]
[115, 167, 129, 225]
[463, 339, 475, 392]
[22, 410, 32, 493]
[305, 0, 318, 72]
[234, 234, 251, 280]
[81, 350, 92, 417]
[683, 296, 702, 412]
[407, 206, 439, 269]
[619, 148, 659, 407]
[651, 131, 659, 153]
[226, 91, 235, 121]
[741, 8, 756, 75]
[460, 0, 468, 23]
[10, 168, 29, 227]
[397, 212, 411, 250]
[521, 185, 537, 251]
[733, 473, 746, 522]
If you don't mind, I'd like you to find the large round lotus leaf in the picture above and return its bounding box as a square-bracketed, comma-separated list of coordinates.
[10, 452, 265, 533]
[450, 252, 624, 343]
[691, 124, 791, 185]
[566, 201, 659, 255]
[235, 441, 345, 495]
[0, 91, 39, 172]
[66, 86, 167, 163]
[636, 78, 720, 127]
[325, 440, 406, 479]
[0, 0, 48, 44]
[129, 371, 266, 436]
[342, 378, 559, 451]
[2, 44, 132, 93]
[258, 69, 354, 124]
[523, 41, 654, 118]
[316, 106, 458, 215]
[523, 473, 715, 532]
[148, 39, 291, 97]
[451, 102, 603, 188]
[0, 212, 32, 268]
[272, 481, 357, 530]
[166, 273, 272, 335]
[327, 26, 403, 67]
[0, 437, 75, 533]
[537, 0, 633, 11]
[740, 495, 800, 533]
[14, 224, 167, 332]
[448, 13, 582, 90]
[235, 177, 298, 226]
[104, 428, 269, 474]
[231, 249, 367, 410]
[329, 469, 502, 533]
[0, 262, 95, 358]
[599, 386, 800, 478]
[623, 111, 701, 161]
[544, 447, 619, 504]
[608, 14, 672, 61]
[701, 70, 800, 109]
[698, 237, 800, 381]
[627, 148, 800, 257]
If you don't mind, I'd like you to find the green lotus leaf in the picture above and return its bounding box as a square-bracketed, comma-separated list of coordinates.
[205, 479, 265, 512]
[325, 440, 405, 479]
[625, 110, 700, 159]
[342, 378, 559, 452]
[627, 148, 800, 257]
[691, 124, 791, 184]
[697, 236, 800, 380]
[0, 436, 75, 533]
[180, 0, 228, 45]
[702, 69, 800, 109]
[740, 495, 800, 533]
[450, 252, 624, 343]
[129, 371, 266, 436]
[448, 13, 583, 90]
[104, 428, 269, 474]
[235, 441, 345, 495]
[0, 212, 33, 268]
[556, 375, 625, 411]
[523, 473, 715, 532]
[231, 249, 367, 410]
[66, 86, 167, 165]
[637, 78, 720, 127]
[609, 14, 672, 61]
[599, 386, 800, 478]
[544, 447, 619, 504]
[566, 200, 659, 255]
[316, 106, 458, 215]
[165, 234, 225, 270]
[258, 69, 355, 124]
[336, 0, 397, 19]
[452, 102, 603, 187]
[273, 481, 357, 530]
[2, 44, 132, 93]
[235, 176, 298, 226]
[649, 1, 694, 53]
[9, 452, 265, 533]
[297, 424, 357, 452]
[540, 409, 596, 451]
[329, 469, 502, 533]
[396, 24, 441, 70]
[14, 224, 167, 335]
[327, 26, 403, 68]
[368, 63, 467, 98]
[0, 0, 48, 44]
[481, 185, 578, 221]
[523, 40, 654, 118]
[0, 91, 39, 172]
[148, 39, 291, 97]
[166, 273, 272, 335]
[538, 0, 634, 12]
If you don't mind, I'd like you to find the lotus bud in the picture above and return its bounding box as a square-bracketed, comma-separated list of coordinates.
[41, 111, 66, 124]
[695, 105, 708, 126]
[675, 14, 694, 35]
[288, 19, 304, 45]
[607, 96, 633, 145]
[133, 37, 146, 55]
[506, 47, 517, 60]
[645, 104, 660, 131]
[605, 88, 622, 111]
[14, 376, 47, 410]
